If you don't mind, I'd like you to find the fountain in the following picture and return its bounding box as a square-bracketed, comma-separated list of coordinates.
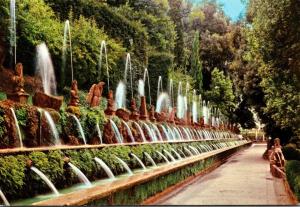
[130, 153, 147, 170]
[124, 53, 133, 99]
[171, 148, 182, 160]
[10, 0, 16, 66]
[62, 20, 73, 85]
[184, 147, 194, 156]
[96, 124, 102, 144]
[33, 43, 63, 110]
[110, 119, 123, 143]
[157, 76, 163, 100]
[42, 110, 61, 145]
[163, 149, 176, 162]
[115, 156, 133, 175]
[70, 115, 87, 145]
[144, 152, 157, 167]
[0, 189, 10, 206]
[143, 68, 151, 105]
[98, 40, 110, 91]
[10, 108, 23, 148]
[155, 150, 170, 163]
[68, 163, 92, 187]
[121, 120, 135, 142]
[132, 121, 146, 142]
[30, 166, 60, 196]
[94, 157, 115, 179]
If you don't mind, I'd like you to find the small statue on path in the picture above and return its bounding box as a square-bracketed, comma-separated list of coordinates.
[68, 80, 80, 106]
[86, 82, 105, 107]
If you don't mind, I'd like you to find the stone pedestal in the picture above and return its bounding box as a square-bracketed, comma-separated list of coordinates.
[7, 92, 29, 104]
[105, 90, 116, 116]
[33, 91, 63, 111]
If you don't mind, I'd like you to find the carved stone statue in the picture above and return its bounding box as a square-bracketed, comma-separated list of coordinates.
[7, 63, 29, 103]
[269, 138, 286, 177]
[86, 82, 105, 107]
[104, 90, 116, 116]
[129, 98, 139, 120]
[68, 80, 79, 106]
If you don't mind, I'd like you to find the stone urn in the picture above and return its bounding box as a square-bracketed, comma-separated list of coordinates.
[33, 91, 63, 111]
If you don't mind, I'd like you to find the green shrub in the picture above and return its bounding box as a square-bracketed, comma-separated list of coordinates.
[285, 160, 300, 200]
[0, 155, 26, 199]
[282, 145, 300, 161]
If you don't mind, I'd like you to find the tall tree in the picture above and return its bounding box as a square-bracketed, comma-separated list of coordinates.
[190, 31, 203, 93]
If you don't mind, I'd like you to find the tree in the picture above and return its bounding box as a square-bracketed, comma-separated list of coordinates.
[190, 31, 203, 93]
[244, 0, 300, 140]
[205, 68, 235, 116]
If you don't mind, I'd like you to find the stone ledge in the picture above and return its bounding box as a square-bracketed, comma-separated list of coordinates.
[0, 138, 239, 155]
[32, 142, 251, 206]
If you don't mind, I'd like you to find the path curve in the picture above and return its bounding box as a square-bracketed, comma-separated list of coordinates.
[154, 144, 293, 205]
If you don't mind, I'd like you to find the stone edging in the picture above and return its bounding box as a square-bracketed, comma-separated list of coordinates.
[32, 142, 251, 206]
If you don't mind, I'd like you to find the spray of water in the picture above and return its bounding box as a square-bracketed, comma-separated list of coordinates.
[138, 79, 145, 97]
[156, 93, 170, 113]
[99, 40, 110, 91]
[36, 43, 57, 95]
[62, 20, 73, 83]
[124, 53, 133, 99]
[115, 81, 126, 109]
[143, 68, 151, 105]
[10, 0, 16, 66]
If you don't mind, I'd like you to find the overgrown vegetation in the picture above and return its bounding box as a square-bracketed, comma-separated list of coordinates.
[285, 160, 300, 201]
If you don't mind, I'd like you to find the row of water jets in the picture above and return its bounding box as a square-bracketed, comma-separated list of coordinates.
[0, 140, 247, 205]
[10, 105, 235, 148]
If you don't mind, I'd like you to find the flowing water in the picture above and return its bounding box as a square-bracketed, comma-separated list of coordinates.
[94, 157, 115, 179]
[184, 147, 194, 156]
[130, 153, 146, 170]
[188, 146, 199, 155]
[10, 108, 23, 148]
[169, 79, 174, 107]
[36, 43, 57, 95]
[121, 120, 135, 142]
[132, 121, 146, 142]
[138, 79, 145, 97]
[115, 156, 133, 175]
[170, 148, 182, 160]
[99, 40, 110, 91]
[43, 110, 61, 145]
[30, 167, 60, 195]
[62, 20, 73, 82]
[156, 93, 170, 113]
[144, 152, 157, 167]
[0, 189, 10, 206]
[157, 76, 163, 100]
[149, 123, 163, 141]
[70, 115, 87, 145]
[143, 68, 151, 105]
[115, 81, 126, 109]
[163, 149, 176, 162]
[68, 163, 92, 187]
[142, 122, 157, 142]
[155, 150, 169, 163]
[96, 123, 102, 144]
[10, 0, 16, 66]
[110, 119, 123, 143]
[124, 53, 133, 99]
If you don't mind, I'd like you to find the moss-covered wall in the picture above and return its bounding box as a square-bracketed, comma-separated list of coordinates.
[0, 140, 246, 202]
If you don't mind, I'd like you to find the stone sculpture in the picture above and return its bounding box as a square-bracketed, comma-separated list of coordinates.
[86, 82, 105, 107]
[68, 80, 80, 106]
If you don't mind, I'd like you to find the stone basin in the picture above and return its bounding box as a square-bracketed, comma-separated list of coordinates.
[32, 91, 63, 111]
[31, 141, 251, 206]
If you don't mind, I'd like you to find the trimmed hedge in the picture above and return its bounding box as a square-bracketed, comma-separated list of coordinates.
[282, 145, 300, 161]
[0, 140, 244, 202]
[285, 160, 300, 201]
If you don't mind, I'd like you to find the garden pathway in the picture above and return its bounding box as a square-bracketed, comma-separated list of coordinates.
[154, 144, 293, 205]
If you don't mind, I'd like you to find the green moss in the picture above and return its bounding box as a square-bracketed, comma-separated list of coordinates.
[15, 107, 28, 128]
